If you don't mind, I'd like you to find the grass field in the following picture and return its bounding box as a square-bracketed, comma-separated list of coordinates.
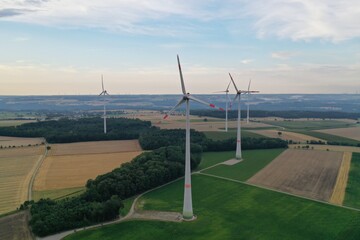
[344, 153, 360, 209]
[32, 187, 85, 201]
[197, 151, 236, 170]
[65, 175, 360, 240]
[263, 120, 355, 130]
[203, 130, 265, 140]
[202, 149, 285, 181]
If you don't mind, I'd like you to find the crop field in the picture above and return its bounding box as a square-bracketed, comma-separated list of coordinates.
[0, 146, 45, 158]
[0, 147, 44, 214]
[290, 144, 360, 153]
[330, 152, 352, 205]
[0, 211, 33, 240]
[203, 130, 265, 140]
[250, 129, 323, 143]
[66, 175, 360, 240]
[0, 136, 44, 148]
[0, 120, 35, 127]
[344, 153, 360, 209]
[34, 151, 142, 190]
[202, 149, 285, 181]
[248, 149, 343, 201]
[262, 120, 355, 130]
[316, 127, 360, 141]
[49, 140, 142, 156]
[32, 187, 85, 201]
[292, 130, 360, 145]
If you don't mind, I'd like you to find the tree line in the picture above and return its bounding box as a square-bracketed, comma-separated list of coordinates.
[191, 110, 360, 120]
[0, 117, 152, 143]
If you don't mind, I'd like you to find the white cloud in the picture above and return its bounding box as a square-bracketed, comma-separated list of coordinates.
[241, 59, 254, 64]
[271, 51, 297, 60]
[1, 1, 359, 41]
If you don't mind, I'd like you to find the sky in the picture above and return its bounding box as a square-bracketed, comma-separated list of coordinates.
[0, 0, 359, 95]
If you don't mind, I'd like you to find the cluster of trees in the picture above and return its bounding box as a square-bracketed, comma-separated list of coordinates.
[191, 110, 360, 120]
[0, 118, 152, 143]
[28, 146, 200, 236]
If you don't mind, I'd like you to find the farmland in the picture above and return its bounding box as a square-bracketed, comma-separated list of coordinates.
[0, 211, 33, 240]
[34, 151, 142, 190]
[330, 152, 352, 205]
[249, 129, 323, 143]
[203, 130, 265, 140]
[202, 149, 285, 181]
[248, 149, 343, 201]
[0, 120, 36, 127]
[262, 120, 355, 130]
[290, 144, 360, 153]
[0, 136, 44, 148]
[316, 127, 360, 141]
[344, 153, 360, 209]
[65, 174, 360, 240]
[0, 146, 45, 214]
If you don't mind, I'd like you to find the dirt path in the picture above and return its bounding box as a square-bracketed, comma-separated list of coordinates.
[329, 152, 352, 205]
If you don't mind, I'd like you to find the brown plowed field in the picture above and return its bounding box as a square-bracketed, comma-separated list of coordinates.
[0, 136, 43, 148]
[34, 151, 142, 190]
[0, 210, 33, 240]
[49, 140, 142, 156]
[316, 127, 360, 141]
[0, 153, 42, 214]
[250, 130, 323, 143]
[248, 149, 343, 201]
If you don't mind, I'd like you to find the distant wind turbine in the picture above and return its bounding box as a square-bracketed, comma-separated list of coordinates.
[214, 80, 232, 132]
[246, 79, 252, 124]
[99, 75, 110, 134]
[229, 73, 259, 159]
[164, 55, 224, 220]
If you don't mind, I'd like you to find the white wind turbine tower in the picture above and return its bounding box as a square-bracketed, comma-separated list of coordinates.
[229, 73, 259, 159]
[164, 55, 224, 220]
[246, 79, 252, 124]
[99, 75, 110, 134]
[214, 80, 232, 132]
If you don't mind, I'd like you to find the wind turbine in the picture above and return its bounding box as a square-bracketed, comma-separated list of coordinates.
[99, 75, 109, 134]
[164, 55, 224, 220]
[246, 79, 252, 124]
[214, 80, 232, 132]
[229, 73, 259, 159]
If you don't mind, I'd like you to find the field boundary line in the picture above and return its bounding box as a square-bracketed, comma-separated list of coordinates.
[197, 172, 360, 213]
[28, 139, 48, 201]
[329, 152, 352, 205]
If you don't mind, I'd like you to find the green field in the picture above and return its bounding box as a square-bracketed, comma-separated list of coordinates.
[0, 120, 36, 127]
[203, 149, 285, 181]
[263, 120, 355, 130]
[344, 153, 360, 209]
[66, 175, 360, 240]
[293, 130, 360, 145]
[196, 151, 236, 170]
[32, 187, 85, 201]
[204, 130, 265, 140]
[120, 196, 136, 217]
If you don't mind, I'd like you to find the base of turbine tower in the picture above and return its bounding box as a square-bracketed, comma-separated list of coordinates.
[181, 214, 197, 222]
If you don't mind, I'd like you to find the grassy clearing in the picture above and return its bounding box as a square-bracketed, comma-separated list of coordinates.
[65, 175, 360, 240]
[120, 196, 136, 217]
[344, 153, 360, 209]
[32, 187, 85, 201]
[204, 130, 266, 140]
[263, 120, 354, 130]
[197, 151, 235, 170]
[203, 149, 285, 181]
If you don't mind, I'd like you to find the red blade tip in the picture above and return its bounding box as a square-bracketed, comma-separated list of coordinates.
[163, 115, 168, 119]
[209, 104, 215, 108]
[219, 108, 225, 111]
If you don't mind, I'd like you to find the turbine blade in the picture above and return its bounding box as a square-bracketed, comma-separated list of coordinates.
[177, 55, 186, 95]
[226, 80, 232, 91]
[101, 75, 104, 92]
[247, 79, 251, 92]
[99, 91, 104, 96]
[163, 98, 186, 119]
[229, 73, 239, 92]
[231, 94, 239, 107]
[188, 95, 224, 111]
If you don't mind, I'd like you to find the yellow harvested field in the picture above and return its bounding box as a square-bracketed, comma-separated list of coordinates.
[34, 151, 142, 190]
[250, 130, 323, 143]
[0, 146, 45, 158]
[0, 120, 36, 127]
[0, 136, 44, 148]
[329, 152, 352, 205]
[290, 144, 360, 153]
[316, 127, 360, 141]
[49, 140, 142, 156]
[0, 155, 42, 214]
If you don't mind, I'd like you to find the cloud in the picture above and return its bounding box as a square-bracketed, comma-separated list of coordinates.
[241, 59, 254, 64]
[0, 1, 359, 41]
[271, 51, 297, 60]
